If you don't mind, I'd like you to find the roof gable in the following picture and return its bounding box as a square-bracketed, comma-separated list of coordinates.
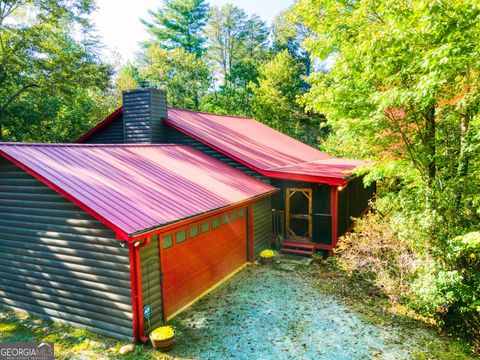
[0, 143, 275, 239]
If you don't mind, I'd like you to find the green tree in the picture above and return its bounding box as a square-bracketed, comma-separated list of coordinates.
[272, 8, 313, 77]
[140, 46, 210, 110]
[205, 4, 268, 115]
[295, 0, 480, 346]
[142, 0, 209, 57]
[295, 0, 480, 210]
[250, 50, 323, 145]
[0, 0, 113, 141]
[114, 63, 142, 105]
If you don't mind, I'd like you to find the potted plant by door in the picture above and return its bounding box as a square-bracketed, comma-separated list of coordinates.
[259, 249, 275, 265]
[149, 326, 175, 351]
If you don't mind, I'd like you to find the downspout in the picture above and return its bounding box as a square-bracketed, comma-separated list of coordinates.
[330, 186, 339, 256]
[127, 237, 151, 343]
[247, 204, 254, 261]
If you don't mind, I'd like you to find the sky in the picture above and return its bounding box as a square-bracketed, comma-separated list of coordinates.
[92, 0, 294, 63]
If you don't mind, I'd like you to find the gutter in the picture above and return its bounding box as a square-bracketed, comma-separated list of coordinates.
[128, 238, 151, 343]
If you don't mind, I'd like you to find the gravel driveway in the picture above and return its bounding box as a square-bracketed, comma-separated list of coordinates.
[168, 260, 414, 359]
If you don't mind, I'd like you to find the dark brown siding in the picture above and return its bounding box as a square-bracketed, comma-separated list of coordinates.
[253, 196, 273, 258]
[140, 235, 163, 335]
[82, 116, 125, 143]
[0, 158, 133, 340]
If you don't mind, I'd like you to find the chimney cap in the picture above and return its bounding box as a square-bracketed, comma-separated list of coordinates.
[122, 88, 166, 95]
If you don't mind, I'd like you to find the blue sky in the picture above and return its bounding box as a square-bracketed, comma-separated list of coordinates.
[92, 0, 294, 63]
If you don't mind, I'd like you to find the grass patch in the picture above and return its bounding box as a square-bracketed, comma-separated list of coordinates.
[0, 311, 172, 359]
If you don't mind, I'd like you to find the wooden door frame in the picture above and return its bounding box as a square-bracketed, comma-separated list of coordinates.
[285, 188, 312, 241]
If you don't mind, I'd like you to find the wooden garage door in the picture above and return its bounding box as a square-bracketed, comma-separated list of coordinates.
[161, 206, 247, 318]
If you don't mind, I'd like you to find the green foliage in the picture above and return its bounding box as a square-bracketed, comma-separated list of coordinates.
[250, 50, 324, 145]
[294, 0, 480, 350]
[142, 0, 209, 57]
[0, 0, 113, 141]
[205, 4, 269, 115]
[132, 1, 319, 128]
[272, 8, 313, 76]
[140, 46, 210, 110]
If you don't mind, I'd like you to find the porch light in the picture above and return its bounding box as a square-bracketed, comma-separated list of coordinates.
[337, 185, 345, 191]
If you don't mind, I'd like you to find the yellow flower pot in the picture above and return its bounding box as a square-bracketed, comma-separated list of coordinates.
[149, 326, 176, 351]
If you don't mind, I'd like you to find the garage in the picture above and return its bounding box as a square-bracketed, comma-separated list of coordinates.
[161, 206, 247, 318]
[0, 143, 276, 342]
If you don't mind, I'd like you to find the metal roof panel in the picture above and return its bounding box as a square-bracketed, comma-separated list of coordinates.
[0, 143, 276, 236]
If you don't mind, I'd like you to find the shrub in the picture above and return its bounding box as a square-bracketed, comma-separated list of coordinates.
[336, 213, 480, 352]
[335, 212, 418, 302]
[444, 232, 480, 352]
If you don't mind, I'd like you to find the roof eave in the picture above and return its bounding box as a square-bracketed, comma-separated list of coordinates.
[261, 170, 351, 186]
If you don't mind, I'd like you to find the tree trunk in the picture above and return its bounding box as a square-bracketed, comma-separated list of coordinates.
[457, 112, 470, 178]
[425, 103, 436, 189]
[305, 51, 311, 78]
[423, 102, 437, 221]
[194, 90, 199, 110]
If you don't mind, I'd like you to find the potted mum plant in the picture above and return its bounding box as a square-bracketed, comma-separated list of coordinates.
[149, 325, 175, 351]
[259, 249, 275, 264]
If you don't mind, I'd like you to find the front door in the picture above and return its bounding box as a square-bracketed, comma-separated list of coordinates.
[286, 188, 312, 241]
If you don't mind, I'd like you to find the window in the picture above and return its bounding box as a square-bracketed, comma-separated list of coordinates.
[176, 229, 187, 244]
[212, 218, 220, 229]
[201, 221, 210, 233]
[221, 214, 229, 225]
[230, 211, 237, 221]
[238, 208, 244, 218]
[189, 225, 199, 238]
[162, 234, 173, 249]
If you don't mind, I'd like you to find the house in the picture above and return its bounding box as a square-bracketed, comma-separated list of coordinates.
[0, 143, 276, 341]
[0, 88, 374, 343]
[78, 88, 375, 254]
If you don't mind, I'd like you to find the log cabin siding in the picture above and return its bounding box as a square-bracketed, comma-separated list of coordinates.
[0, 158, 133, 340]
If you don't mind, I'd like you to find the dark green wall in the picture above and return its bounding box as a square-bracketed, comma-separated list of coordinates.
[271, 180, 332, 245]
[0, 158, 133, 340]
[253, 197, 273, 258]
[140, 235, 163, 335]
[337, 176, 375, 237]
[84, 115, 125, 143]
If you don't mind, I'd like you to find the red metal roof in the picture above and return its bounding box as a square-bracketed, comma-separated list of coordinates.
[165, 109, 363, 185]
[76, 107, 365, 185]
[0, 143, 276, 239]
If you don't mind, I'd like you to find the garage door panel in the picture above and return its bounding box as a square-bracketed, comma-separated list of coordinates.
[162, 207, 247, 318]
